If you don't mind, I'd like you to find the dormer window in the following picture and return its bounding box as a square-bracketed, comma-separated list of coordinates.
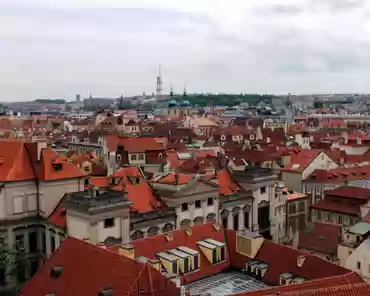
[52, 163, 63, 171]
[220, 135, 226, 141]
[198, 239, 226, 265]
[280, 273, 293, 285]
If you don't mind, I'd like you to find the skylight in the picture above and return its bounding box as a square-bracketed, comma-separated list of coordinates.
[292, 164, 300, 169]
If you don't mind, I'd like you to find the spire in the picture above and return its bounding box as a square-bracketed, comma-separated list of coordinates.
[170, 85, 174, 98]
[183, 84, 187, 97]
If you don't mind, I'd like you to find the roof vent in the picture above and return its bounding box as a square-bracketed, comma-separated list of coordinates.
[50, 266, 64, 279]
[99, 288, 115, 296]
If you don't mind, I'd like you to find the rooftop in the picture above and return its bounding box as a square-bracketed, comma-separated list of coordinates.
[186, 271, 267, 296]
[65, 188, 132, 214]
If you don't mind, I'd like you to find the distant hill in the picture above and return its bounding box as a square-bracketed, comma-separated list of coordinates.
[168, 94, 276, 107]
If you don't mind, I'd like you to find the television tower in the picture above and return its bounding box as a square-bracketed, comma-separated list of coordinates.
[156, 64, 163, 99]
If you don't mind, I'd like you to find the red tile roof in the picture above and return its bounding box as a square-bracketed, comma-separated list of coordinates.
[241, 273, 366, 296]
[298, 223, 341, 255]
[327, 186, 370, 201]
[48, 207, 67, 228]
[118, 137, 165, 153]
[156, 173, 194, 185]
[0, 141, 36, 182]
[217, 168, 243, 196]
[19, 237, 180, 296]
[306, 165, 370, 184]
[38, 148, 85, 181]
[131, 223, 230, 284]
[226, 230, 350, 286]
[281, 150, 321, 173]
[311, 199, 360, 215]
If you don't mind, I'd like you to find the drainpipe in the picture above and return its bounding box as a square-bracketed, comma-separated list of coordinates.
[251, 198, 255, 232]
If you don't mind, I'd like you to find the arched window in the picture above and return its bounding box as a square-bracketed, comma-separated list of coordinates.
[147, 226, 159, 237]
[206, 213, 216, 222]
[193, 216, 204, 226]
[131, 230, 144, 241]
[180, 219, 191, 229]
[162, 223, 174, 233]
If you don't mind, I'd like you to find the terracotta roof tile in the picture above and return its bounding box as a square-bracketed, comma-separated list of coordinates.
[299, 223, 341, 255]
[131, 223, 230, 284]
[118, 137, 165, 153]
[19, 237, 180, 296]
[311, 199, 360, 216]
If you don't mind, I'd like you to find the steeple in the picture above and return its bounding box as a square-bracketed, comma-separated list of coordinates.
[170, 85, 174, 98]
[183, 85, 187, 97]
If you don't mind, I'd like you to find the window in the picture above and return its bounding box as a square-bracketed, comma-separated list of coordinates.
[194, 255, 199, 270]
[158, 153, 163, 159]
[307, 186, 312, 193]
[233, 214, 239, 230]
[184, 258, 190, 273]
[30, 259, 39, 277]
[326, 255, 331, 261]
[15, 234, 24, 250]
[29, 231, 38, 253]
[260, 187, 266, 194]
[326, 213, 332, 222]
[337, 215, 342, 224]
[207, 198, 213, 206]
[357, 261, 361, 270]
[195, 200, 201, 208]
[84, 166, 90, 172]
[298, 201, 305, 212]
[288, 203, 296, 214]
[172, 261, 178, 274]
[104, 218, 115, 228]
[27, 194, 37, 212]
[42, 232, 46, 254]
[181, 203, 188, 212]
[317, 211, 321, 220]
[13, 196, 24, 214]
[220, 135, 226, 140]
[116, 154, 122, 161]
[281, 278, 286, 285]
[130, 154, 137, 161]
[212, 249, 217, 263]
[244, 211, 249, 228]
[220, 246, 226, 261]
[50, 235, 56, 253]
[0, 268, 5, 287]
[315, 187, 321, 194]
[138, 154, 144, 160]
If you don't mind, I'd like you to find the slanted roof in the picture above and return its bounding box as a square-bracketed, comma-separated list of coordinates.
[18, 237, 179, 296]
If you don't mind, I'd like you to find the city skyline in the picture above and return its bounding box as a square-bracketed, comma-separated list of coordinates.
[2, 0, 370, 101]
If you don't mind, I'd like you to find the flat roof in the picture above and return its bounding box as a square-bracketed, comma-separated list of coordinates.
[198, 240, 218, 250]
[177, 246, 199, 255]
[157, 252, 177, 262]
[348, 222, 370, 235]
[204, 238, 226, 247]
[168, 249, 189, 259]
[186, 271, 268, 296]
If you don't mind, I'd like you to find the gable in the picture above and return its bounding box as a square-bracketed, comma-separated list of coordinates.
[179, 179, 219, 196]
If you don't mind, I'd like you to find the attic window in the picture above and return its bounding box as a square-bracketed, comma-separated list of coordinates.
[99, 288, 115, 296]
[50, 266, 64, 279]
[292, 164, 300, 169]
[52, 163, 63, 171]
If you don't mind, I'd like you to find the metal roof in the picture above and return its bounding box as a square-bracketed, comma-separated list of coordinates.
[348, 222, 370, 235]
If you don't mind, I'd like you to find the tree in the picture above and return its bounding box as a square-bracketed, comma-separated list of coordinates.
[0, 233, 27, 294]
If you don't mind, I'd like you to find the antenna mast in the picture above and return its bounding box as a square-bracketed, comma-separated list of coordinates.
[156, 64, 163, 99]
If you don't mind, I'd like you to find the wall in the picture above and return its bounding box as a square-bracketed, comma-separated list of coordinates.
[281, 172, 302, 192]
[2, 180, 38, 221]
[344, 240, 370, 282]
[66, 213, 89, 241]
[302, 152, 338, 180]
[97, 217, 122, 243]
[39, 178, 82, 217]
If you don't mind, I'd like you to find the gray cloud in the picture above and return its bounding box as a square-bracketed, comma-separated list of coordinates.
[2, 1, 370, 101]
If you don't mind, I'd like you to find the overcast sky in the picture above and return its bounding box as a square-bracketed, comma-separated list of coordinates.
[2, 0, 370, 101]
